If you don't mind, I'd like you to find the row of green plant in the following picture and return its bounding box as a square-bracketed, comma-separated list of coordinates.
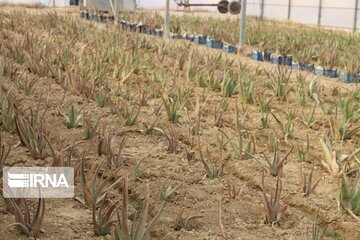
[122, 11, 360, 73]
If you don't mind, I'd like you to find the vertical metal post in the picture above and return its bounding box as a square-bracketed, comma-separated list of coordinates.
[287, 0, 292, 20]
[240, 0, 247, 49]
[114, 0, 118, 25]
[318, 0, 322, 27]
[109, 0, 117, 25]
[354, 0, 359, 32]
[165, 0, 170, 39]
[260, 0, 264, 20]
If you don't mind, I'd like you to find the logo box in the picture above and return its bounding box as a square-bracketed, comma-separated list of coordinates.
[2, 167, 74, 198]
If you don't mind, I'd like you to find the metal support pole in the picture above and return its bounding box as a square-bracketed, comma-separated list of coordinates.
[114, 0, 118, 25]
[165, 0, 170, 39]
[240, 0, 247, 49]
[260, 0, 264, 20]
[317, 0, 322, 27]
[287, 0, 292, 20]
[354, 0, 359, 32]
[109, 0, 117, 25]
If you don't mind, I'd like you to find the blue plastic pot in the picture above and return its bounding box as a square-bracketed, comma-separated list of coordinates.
[186, 34, 195, 41]
[324, 68, 337, 78]
[194, 35, 207, 44]
[252, 51, 263, 61]
[285, 55, 293, 66]
[170, 33, 182, 39]
[135, 24, 144, 33]
[120, 21, 127, 29]
[291, 63, 299, 70]
[264, 52, 271, 61]
[271, 55, 284, 65]
[314, 66, 324, 76]
[223, 45, 238, 54]
[155, 29, 163, 37]
[143, 27, 154, 35]
[88, 13, 95, 21]
[206, 39, 223, 49]
[339, 72, 351, 83]
[299, 63, 315, 72]
[339, 72, 360, 83]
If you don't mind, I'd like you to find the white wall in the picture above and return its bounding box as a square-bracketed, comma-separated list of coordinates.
[0, 0, 69, 6]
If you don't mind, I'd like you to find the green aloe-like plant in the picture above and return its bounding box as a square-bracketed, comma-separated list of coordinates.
[300, 166, 321, 197]
[6, 198, 45, 238]
[161, 94, 184, 123]
[1, 96, 16, 132]
[153, 124, 178, 154]
[340, 172, 360, 216]
[14, 112, 48, 160]
[271, 111, 294, 141]
[296, 135, 310, 163]
[95, 89, 108, 108]
[0, 132, 11, 178]
[302, 104, 317, 129]
[319, 135, 341, 177]
[112, 177, 165, 240]
[294, 74, 310, 107]
[239, 74, 255, 104]
[261, 173, 288, 224]
[93, 193, 118, 236]
[121, 104, 140, 126]
[58, 105, 83, 129]
[221, 70, 238, 97]
[311, 218, 327, 240]
[267, 66, 292, 102]
[198, 135, 225, 179]
[84, 117, 101, 140]
[264, 147, 293, 177]
[173, 205, 203, 231]
[159, 181, 184, 201]
[80, 159, 123, 208]
[107, 136, 127, 168]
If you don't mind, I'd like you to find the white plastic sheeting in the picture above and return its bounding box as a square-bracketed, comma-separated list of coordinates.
[0, 0, 70, 7]
[83, 0, 135, 12]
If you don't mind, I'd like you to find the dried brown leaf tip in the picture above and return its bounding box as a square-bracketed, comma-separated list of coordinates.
[261, 172, 288, 224]
[300, 166, 321, 197]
